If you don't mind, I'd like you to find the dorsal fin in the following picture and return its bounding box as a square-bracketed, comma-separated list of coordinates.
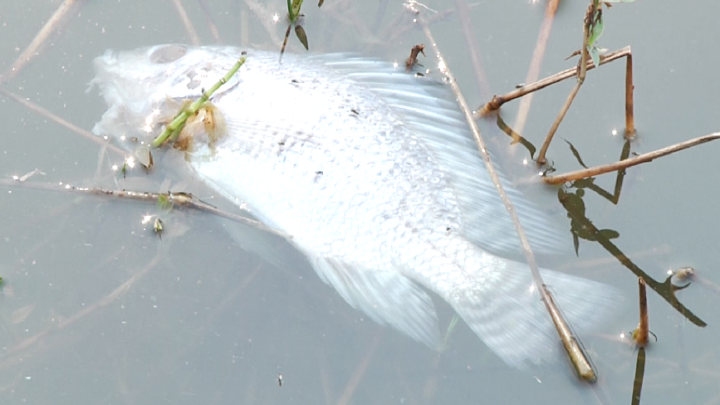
[320, 56, 568, 256]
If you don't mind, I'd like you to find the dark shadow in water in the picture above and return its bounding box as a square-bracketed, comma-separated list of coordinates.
[563, 138, 630, 205]
[494, 117, 706, 327]
[495, 113, 537, 159]
[559, 185, 705, 327]
[631, 347, 646, 405]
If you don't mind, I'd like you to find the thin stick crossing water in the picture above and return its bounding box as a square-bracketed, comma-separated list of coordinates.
[418, 16, 597, 382]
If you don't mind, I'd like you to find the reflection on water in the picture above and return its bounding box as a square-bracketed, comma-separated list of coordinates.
[1, 1, 719, 404]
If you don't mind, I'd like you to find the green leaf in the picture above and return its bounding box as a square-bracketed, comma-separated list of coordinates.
[295, 25, 309, 50]
[587, 45, 601, 68]
[291, 0, 304, 21]
[598, 229, 620, 240]
[588, 14, 604, 47]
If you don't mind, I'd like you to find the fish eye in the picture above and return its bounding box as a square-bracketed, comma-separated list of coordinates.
[150, 44, 187, 64]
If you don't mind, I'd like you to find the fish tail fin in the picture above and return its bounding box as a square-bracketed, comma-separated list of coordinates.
[418, 247, 622, 369]
[311, 257, 442, 348]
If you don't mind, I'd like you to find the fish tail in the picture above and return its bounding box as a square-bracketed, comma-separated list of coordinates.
[414, 244, 622, 369]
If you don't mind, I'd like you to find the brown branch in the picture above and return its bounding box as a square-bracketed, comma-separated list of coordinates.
[198, 0, 222, 43]
[0, 87, 126, 156]
[0, 179, 289, 239]
[512, 0, 560, 137]
[0, 0, 89, 84]
[544, 133, 720, 185]
[536, 2, 595, 165]
[632, 278, 649, 347]
[418, 18, 596, 382]
[477, 47, 631, 117]
[625, 51, 636, 137]
[172, 0, 201, 45]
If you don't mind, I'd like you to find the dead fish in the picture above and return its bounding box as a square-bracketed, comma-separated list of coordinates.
[91, 44, 621, 369]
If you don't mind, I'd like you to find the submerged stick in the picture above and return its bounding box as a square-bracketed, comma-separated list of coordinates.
[0, 179, 288, 239]
[0, 249, 164, 367]
[172, 0, 201, 46]
[0, 87, 125, 156]
[631, 347, 646, 405]
[453, 0, 490, 99]
[544, 133, 720, 185]
[0, 0, 89, 84]
[545, 289, 596, 382]
[418, 19, 597, 382]
[198, 0, 222, 43]
[512, 0, 560, 137]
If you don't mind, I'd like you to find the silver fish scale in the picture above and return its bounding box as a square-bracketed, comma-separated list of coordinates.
[196, 52, 464, 270]
[92, 44, 621, 370]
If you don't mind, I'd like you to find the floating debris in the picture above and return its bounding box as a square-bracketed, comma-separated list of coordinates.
[405, 44, 426, 72]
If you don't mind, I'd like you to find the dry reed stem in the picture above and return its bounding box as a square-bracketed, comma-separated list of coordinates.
[512, 0, 560, 137]
[477, 47, 631, 116]
[536, 3, 594, 165]
[336, 335, 380, 405]
[0, 250, 164, 367]
[544, 133, 720, 185]
[0, 0, 88, 84]
[172, 0, 201, 45]
[633, 278, 649, 346]
[625, 52, 636, 136]
[0, 179, 289, 238]
[538, 79, 583, 164]
[453, 0, 490, 99]
[198, 0, 222, 43]
[419, 17, 596, 382]
[0, 87, 126, 156]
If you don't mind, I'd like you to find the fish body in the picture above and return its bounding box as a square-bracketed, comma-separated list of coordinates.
[92, 45, 619, 369]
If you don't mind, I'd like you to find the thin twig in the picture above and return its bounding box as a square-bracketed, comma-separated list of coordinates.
[418, 18, 596, 382]
[453, 0, 490, 100]
[544, 133, 720, 185]
[537, 2, 594, 165]
[512, 0, 560, 137]
[0, 87, 126, 156]
[336, 335, 380, 405]
[172, 0, 202, 46]
[197, 0, 222, 43]
[0, 249, 164, 367]
[0, 179, 290, 239]
[625, 51, 636, 137]
[477, 47, 631, 117]
[539, 79, 583, 165]
[0, 0, 89, 84]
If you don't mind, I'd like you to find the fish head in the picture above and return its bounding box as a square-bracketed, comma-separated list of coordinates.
[91, 44, 243, 146]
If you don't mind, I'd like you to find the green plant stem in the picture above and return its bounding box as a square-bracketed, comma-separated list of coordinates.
[151, 55, 247, 148]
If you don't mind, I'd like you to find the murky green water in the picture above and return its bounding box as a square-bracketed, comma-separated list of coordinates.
[1, 1, 718, 404]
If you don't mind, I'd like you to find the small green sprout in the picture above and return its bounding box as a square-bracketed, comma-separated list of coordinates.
[157, 194, 173, 211]
[154, 218, 164, 239]
[149, 54, 247, 149]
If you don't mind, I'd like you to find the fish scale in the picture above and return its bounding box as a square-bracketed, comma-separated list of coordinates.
[91, 44, 622, 370]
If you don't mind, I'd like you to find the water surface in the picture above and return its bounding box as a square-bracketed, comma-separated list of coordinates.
[1, 1, 718, 404]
